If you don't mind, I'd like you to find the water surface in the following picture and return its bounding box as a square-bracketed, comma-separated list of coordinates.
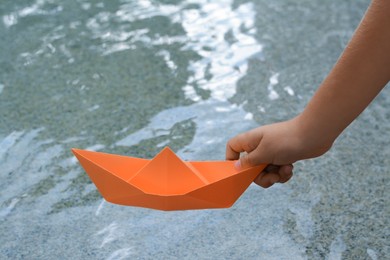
[1, 0, 389, 259]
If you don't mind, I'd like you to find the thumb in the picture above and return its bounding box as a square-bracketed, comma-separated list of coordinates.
[236, 150, 263, 169]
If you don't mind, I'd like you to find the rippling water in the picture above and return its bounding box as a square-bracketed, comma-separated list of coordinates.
[1, 0, 388, 259]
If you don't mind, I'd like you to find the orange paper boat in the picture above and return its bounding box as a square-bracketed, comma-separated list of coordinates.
[72, 147, 266, 211]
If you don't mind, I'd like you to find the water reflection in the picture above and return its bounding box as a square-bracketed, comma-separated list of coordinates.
[2, 0, 63, 28]
[0, 2, 299, 259]
[0, 0, 264, 219]
[112, 0, 263, 159]
[181, 2, 262, 101]
[83, 0, 263, 101]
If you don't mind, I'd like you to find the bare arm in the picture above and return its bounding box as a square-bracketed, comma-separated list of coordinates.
[299, 0, 390, 147]
[226, 0, 390, 188]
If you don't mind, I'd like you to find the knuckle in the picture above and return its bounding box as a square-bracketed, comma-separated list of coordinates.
[236, 133, 247, 144]
[226, 137, 234, 147]
[242, 133, 256, 151]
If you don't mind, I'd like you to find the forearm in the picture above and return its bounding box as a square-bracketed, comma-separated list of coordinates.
[299, 0, 390, 144]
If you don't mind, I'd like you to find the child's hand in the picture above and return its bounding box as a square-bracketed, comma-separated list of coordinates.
[226, 117, 333, 188]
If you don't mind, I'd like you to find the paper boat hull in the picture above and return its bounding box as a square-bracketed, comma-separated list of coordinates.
[72, 148, 266, 211]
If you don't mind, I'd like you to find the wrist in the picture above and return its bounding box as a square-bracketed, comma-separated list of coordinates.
[292, 114, 335, 159]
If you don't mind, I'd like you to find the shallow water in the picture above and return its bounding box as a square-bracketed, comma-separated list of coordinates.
[1, 0, 389, 259]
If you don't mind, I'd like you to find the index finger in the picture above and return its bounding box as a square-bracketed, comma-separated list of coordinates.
[225, 136, 241, 160]
[225, 130, 261, 160]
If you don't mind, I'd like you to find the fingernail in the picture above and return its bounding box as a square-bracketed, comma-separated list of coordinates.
[234, 160, 241, 170]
